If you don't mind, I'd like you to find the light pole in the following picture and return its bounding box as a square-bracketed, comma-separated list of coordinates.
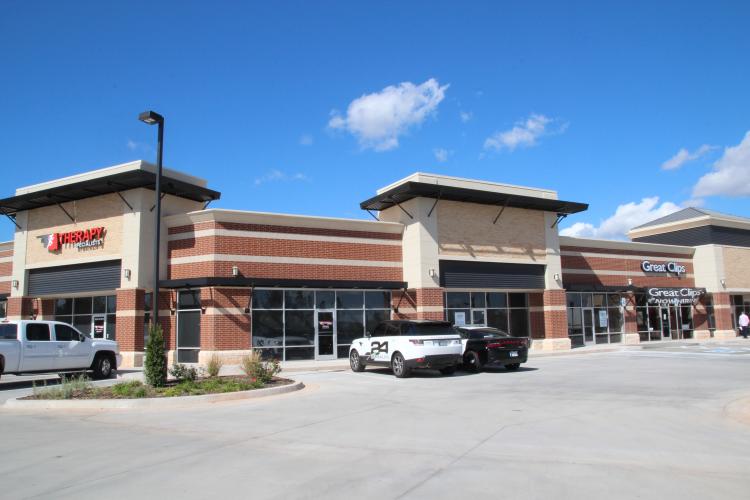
[138, 110, 165, 326]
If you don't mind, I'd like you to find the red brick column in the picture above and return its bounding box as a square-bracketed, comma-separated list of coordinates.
[393, 288, 444, 320]
[711, 292, 737, 339]
[6, 296, 35, 320]
[528, 293, 545, 340]
[115, 288, 146, 353]
[529, 290, 571, 351]
[693, 295, 711, 340]
[40, 299, 56, 320]
[158, 290, 177, 350]
[199, 287, 251, 351]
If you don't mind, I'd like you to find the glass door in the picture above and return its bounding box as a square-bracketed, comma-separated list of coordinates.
[91, 315, 106, 339]
[316, 310, 336, 360]
[582, 308, 594, 344]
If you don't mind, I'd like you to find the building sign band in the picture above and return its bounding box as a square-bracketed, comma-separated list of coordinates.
[39, 227, 106, 252]
[641, 260, 687, 275]
[647, 287, 705, 306]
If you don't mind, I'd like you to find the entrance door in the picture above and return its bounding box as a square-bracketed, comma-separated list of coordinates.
[316, 310, 336, 360]
[660, 307, 671, 339]
[92, 315, 106, 339]
[582, 308, 595, 344]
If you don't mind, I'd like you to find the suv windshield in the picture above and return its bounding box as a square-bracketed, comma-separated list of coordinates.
[401, 323, 458, 336]
[459, 328, 509, 340]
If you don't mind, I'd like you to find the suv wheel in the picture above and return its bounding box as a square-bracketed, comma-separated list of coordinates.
[391, 352, 411, 378]
[439, 366, 456, 376]
[350, 350, 365, 372]
[92, 354, 114, 379]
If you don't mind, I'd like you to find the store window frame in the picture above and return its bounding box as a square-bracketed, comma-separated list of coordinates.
[566, 292, 624, 347]
[54, 295, 116, 340]
[176, 290, 202, 363]
[444, 291, 530, 337]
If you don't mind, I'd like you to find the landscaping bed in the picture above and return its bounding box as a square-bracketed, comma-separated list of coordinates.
[22, 376, 294, 400]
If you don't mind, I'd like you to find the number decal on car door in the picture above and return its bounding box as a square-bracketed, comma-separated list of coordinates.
[371, 341, 389, 356]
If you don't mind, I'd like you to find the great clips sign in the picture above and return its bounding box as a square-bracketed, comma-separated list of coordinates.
[647, 287, 705, 306]
[641, 260, 686, 275]
[40, 227, 106, 252]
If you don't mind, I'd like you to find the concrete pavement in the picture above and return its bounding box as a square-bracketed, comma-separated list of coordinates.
[0, 341, 749, 499]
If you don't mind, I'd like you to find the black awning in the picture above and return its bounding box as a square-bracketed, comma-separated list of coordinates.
[160, 277, 407, 290]
[0, 169, 221, 215]
[360, 181, 588, 215]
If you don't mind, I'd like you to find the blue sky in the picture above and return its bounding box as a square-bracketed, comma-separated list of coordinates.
[1, 1, 749, 242]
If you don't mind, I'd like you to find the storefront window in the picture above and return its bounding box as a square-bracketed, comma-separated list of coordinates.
[445, 291, 530, 337]
[54, 295, 116, 340]
[176, 290, 201, 363]
[0, 297, 6, 319]
[252, 289, 392, 361]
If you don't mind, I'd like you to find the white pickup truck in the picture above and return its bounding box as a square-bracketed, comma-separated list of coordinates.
[0, 320, 121, 380]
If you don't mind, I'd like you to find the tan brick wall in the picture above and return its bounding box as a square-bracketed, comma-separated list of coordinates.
[24, 193, 124, 265]
[169, 261, 402, 282]
[169, 221, 401, 240]
[722, 247, 750, 289]
[437, 201, 546, 261]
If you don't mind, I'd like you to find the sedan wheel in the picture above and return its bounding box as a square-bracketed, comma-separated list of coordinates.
[391, 352, 411, 378]
[463, 351, 482, 373]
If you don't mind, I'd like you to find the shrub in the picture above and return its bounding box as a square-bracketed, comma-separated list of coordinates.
[239, 351, 281, 384]
[206, 354, 223, 378]
[169, 363, 198, 382]
[111, 380, 149, 398]
[33, 374, 92, 400]
[144, 323, 167, 388]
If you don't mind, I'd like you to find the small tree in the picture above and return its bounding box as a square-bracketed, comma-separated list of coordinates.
[144, 323, 167, 387]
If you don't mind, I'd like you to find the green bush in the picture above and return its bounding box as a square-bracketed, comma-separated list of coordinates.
[239, 351, 281, 384]
[111, 380, 149, 398]
[206, 353, 223, 378]
[33, 375, 92, 400]
[144, 323, 167, 388]
[169, 363, 198, 382]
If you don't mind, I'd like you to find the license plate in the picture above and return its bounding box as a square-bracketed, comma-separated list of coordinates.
[509, 351, 518, 357]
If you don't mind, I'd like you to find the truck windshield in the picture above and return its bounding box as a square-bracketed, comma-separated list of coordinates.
[0, 324, 18, 340]
[401, 323, 458, 336]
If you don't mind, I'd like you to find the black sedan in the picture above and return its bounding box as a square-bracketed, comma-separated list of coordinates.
[456, 326, 529, 372]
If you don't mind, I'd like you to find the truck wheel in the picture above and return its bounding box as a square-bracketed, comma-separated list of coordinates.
[463, 351, 482, 373]
[439, 366, 456, 376]
[350, 350, 365, 372]
[92, 354, 114, 379]
[506, 363, 521, 371]
[391, 352, 411, 378]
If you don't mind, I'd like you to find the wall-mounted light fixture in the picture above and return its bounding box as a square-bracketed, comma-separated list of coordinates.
[170, 299, 176, 315]
[428, 268, 436, 277]
[124, 269, 132, 280]
[720, 278, 726, 288]
[11, 279, 19, 289]
[627, 278, 633, 286]
[201, 305, 207, 314]
[553, 273, 560, 281]
[232, 265, 239, 277]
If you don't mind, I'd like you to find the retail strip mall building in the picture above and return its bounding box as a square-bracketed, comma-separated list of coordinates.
[1, 161, 748, 367]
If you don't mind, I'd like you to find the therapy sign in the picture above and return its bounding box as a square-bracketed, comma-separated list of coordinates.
[647, 287, 705, 306]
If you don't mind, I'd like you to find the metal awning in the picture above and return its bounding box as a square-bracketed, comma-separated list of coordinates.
[160, 277, 407, 290]
[0, 169, 221, 215]
[360, 181, 588, 215]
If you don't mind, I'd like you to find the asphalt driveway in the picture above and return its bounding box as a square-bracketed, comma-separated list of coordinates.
[1, 342, 749, 500]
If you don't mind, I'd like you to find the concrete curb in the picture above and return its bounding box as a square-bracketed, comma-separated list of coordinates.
[2, 380, 304, 410]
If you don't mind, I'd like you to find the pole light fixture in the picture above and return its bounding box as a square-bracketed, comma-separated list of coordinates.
[139, 110, 165, 326]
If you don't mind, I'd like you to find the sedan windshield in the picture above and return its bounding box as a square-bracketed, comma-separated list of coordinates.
[401, 323, 458, 336]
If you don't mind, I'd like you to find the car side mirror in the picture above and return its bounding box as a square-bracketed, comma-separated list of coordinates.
[80, 335, 86, 342]
[365, 331, 371, 338]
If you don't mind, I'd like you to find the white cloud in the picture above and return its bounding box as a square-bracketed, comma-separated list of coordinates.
[692, 131, 750, 197]
[434, 148, 450, 163]
[483, 114, 561, 152]
[127, 139, 137, 151]
[299, 134, 313, 146]
[254, 169, 310, 186]
[661, 144, 715, 170]
[460, 111, 473, 123]
[560, 197, 682, 240]
[328, 78, 449, 151]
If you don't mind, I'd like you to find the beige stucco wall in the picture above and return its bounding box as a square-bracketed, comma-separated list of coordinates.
[436, 201, 547, 262]
[722, 246, 750, 290]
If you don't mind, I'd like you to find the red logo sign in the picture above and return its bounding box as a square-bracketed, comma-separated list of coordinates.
[41, 227, 106, 252]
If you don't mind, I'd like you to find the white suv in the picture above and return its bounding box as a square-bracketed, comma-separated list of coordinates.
[349, 320, 463, 378]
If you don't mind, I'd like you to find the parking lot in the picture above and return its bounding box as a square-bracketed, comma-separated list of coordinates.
[1, 341, 749, 500]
